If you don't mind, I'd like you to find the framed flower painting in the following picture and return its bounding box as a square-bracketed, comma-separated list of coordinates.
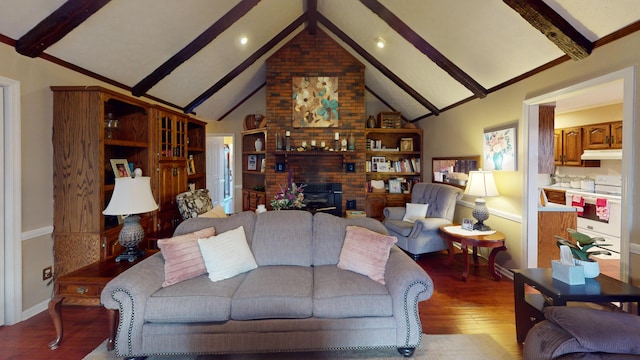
[292, 76, 339, 128]
[483, 124, 517, 171]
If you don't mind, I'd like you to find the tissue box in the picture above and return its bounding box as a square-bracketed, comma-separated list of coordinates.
[551, 260, 585, 285]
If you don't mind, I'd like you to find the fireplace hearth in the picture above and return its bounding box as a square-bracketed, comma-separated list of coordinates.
[303, 183, 342, 217]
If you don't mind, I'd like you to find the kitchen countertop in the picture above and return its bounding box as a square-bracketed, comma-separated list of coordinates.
[538, 203, 576, 212]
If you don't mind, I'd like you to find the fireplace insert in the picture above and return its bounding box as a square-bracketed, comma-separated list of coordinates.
[303, 183, 342, 217]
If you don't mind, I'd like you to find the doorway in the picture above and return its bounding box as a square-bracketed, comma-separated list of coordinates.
[206, 134, 234, 214]
[523, 67, 635, 282]
[1, 75, 22, 325]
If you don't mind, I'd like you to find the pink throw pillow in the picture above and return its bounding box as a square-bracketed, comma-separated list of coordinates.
[337, 226, 397, 285]
[157, 227, 216, 287]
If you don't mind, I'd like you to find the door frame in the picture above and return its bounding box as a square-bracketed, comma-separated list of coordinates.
[522, 67, 635, 281]
[1, 75, 22, 325]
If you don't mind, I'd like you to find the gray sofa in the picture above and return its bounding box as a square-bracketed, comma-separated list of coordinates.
[523, 306, 640, 359]
[383, 183, 463, 259]
[101, 210, 433, 358]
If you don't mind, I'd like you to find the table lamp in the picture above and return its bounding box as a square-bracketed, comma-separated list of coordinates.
[464, 170, 499, 231]
[103, 176, 158, 262]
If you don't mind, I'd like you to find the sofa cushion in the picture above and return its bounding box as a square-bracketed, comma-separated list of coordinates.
[313, 265, 393, 318]
[231, 266, 313, 320]
[157, 227, 217, 287]
[198, 226, 258, 282]
[312, 212, 389, 266]
[402, 203, 429, 223]
[251, 210, 313, 266]
[145, 274, 245, 323]
[337, 226, 397, 284]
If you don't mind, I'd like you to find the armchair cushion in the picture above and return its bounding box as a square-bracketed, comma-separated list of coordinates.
[402, 203, 429, 223]
[199, 204, 227, 218]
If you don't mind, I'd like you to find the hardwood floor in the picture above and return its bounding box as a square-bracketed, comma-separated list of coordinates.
[0, 251, 522, 360]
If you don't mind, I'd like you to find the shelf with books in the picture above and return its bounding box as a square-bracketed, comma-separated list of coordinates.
[364, 128, 423, 219]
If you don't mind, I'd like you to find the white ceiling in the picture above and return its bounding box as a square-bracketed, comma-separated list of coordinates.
[0, 0, 637, 122]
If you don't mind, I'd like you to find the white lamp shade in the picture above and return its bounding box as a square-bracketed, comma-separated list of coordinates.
[103, 176, 158, 216]
[464, 171, 499, 197]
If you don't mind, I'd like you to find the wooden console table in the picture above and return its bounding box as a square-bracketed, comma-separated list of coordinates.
[48, 251, 156, 350]
[439, 225, 507, 282]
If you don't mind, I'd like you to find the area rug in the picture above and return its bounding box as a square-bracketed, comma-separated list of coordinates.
[83, 334, 514, 359]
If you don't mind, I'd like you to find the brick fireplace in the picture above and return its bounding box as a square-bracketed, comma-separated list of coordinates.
[265, 29, 366, 213]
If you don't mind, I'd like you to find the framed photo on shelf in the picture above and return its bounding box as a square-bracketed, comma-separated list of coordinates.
[461, 218, 474, 231]
[400, 138, 413, 151]
[371, 156, 386, 172]
[389, 179, 402, 194]
[110, 159, 131, 178]
[247, 155, 257, 171]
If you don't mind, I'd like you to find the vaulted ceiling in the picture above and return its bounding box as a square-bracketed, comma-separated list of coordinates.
[1, 0, 639, 123]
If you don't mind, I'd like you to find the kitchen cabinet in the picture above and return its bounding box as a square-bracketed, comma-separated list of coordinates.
[584, 121, 622, 149]
[544, 188, 566, 205]
[554, 127, 599, 167]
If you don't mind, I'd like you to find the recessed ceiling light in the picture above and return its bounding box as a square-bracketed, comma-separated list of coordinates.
[240, 36, 248, 45]
[375, 37, 385, 48]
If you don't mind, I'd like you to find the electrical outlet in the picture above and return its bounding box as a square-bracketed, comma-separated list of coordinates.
[43, 266, 53, 281]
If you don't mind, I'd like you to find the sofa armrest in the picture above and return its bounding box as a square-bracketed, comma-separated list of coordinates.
[383, 207, 406, 220]
[100, 252, 165, 356]
[384, 247, 434, 347]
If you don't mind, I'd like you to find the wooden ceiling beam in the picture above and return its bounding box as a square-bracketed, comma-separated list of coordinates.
[503, 0, 592, 60]
[16, 0, 111, 57]
[318, 13, 440, 116]
[359, 0, 487, 98]
[184, 14, 306, 114]
[306, 0, 318, 35]
[131, 0, 261, 97]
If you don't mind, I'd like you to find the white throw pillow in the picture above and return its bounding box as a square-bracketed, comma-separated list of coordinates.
[197, 226, 258, 282]
[402, 203, 429, 223]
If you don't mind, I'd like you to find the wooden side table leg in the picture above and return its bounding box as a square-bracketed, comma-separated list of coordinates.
[48, 296, 64, 350]
[107, 309, 118, 351]
[445, 235, 455, 266]
[489, 245, 507, 281]
[472, 246, 479, 266]
[461, 243, 469, 282]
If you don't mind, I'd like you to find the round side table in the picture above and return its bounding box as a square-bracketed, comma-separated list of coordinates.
[439, 225, 507, 282]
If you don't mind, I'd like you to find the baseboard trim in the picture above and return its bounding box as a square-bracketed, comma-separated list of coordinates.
[22, 299, 49, 321]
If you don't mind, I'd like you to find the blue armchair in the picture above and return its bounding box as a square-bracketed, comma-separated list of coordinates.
[383, 183, 463, 260]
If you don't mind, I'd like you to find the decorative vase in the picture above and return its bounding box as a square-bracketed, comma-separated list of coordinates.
[255, 204, 266, 214]
[275, 133, 283, 150]
[254, 138, 263, 151]
[574, 258, 600, 278]
[493, 152, 503, 170]
[367, 115, 376, 128]
[347, 133, 355, 150]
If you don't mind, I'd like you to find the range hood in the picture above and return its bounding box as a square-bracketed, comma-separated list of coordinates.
[581, 149, 623, 160]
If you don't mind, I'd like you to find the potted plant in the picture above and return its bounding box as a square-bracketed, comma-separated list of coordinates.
[554, 228, 612, 278]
